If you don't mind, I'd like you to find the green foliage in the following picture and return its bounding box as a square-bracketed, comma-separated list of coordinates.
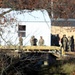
[61, 63, 75, 74]
[39, 58, 75, 75]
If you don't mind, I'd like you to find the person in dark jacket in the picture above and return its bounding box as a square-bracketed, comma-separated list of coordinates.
[71, 35, 74, 51]
[56, 34, 60, 46]
[33, 36, 38, 46]
[30, 36, 38, 46]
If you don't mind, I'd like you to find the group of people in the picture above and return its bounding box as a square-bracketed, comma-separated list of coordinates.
[30, 36, 44, 46]
[51, 34, 74, 52]
[61, 35, 74, 52]
[51, 34, 60, 46]
[19, 34, 44, 46]
[19, 34, 74, 51]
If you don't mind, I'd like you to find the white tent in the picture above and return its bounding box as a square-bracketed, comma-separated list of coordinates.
[0, 9, 51, 46]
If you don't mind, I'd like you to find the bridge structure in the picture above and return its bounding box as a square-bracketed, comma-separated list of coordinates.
[0, 45, 66, 75]
[0, 45, 65, 57]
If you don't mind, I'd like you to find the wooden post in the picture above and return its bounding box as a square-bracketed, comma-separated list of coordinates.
[44, 61, 48, 66]
[61, 47, 65, 56]
[60, 44, 65, 56]
[44, 53, 48, 66]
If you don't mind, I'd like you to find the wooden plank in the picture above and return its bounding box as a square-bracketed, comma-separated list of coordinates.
[0, 45, 19, 50]
[0, 46, 60, 51]
[0, 46, 61, 51]
[65, 52, 75, 55]
[23, 46, 60, 51]
[0, 45, 62, 58]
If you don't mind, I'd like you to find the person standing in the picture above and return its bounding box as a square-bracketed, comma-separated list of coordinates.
[30, 36, 34, 46]
[19, 34, 23, 46]
[67, 36, 71, 52]
[56, 34, 60, 46]
[61, 35, 68, 51]
[38, 36, 44, 46]
[71, 36, 74, 51]
[30, 36, 38, 46]
[33, 36, 38, 46]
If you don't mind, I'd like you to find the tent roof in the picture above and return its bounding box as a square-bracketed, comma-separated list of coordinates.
[1, 8, 51, 22]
